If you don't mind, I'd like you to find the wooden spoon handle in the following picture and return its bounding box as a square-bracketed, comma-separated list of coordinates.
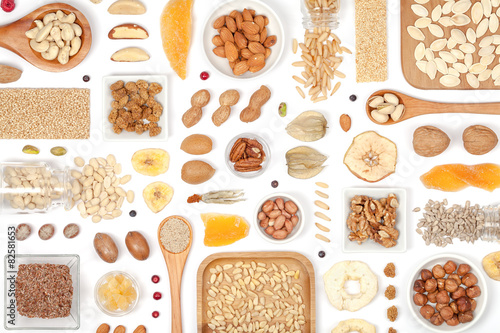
[166, 254, 187, 333]
[407, 98, 500, 118]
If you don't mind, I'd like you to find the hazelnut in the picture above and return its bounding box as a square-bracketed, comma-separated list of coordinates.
[413, 279, 426, 293]
[436, 290, 450, 304]
[451, 287, 466, 300]
[432, 264, 446, 279]
[435, 303, 447, 312]
[462, 273, 478, 287]
[427, 290, 438, 303]
[437, 278, 445, 291]
[449, 273, 462, 286]
[421, 269, 433, 281]
[439, 306, 454, 321]
[449, 301, 459, 314]
[470, 298, 477, 311]
[413, 293, 428, 306]
[456, 296, 472, 312]
[443, 260, 457, 274]
[466, 285, 481, 298]
[446, 315, 460, 326]
[425, 279, 438, 293]
[445, 279, 459, 293]
[457, 263, 471, 277]
[420, 304, 435, 320]
[430, 313, 444, 326]
[458, 311, 474, 324]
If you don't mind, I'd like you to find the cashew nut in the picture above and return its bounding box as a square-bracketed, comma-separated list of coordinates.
[72, 23, 82, 37]
[49, 27, 64, 48]
[42, 13, 57, 25]
[30, 39, 50, 53]
[61, 25, 75, 42]
[25, 27, 39, 39]
[60, 13, 76, 24]
[34, 20, 44, 29]
[56, 10, 65, 20]
[52, 20, 61, 27]
[46, 35, 54, 42]
[69, 36, 81, 56]
[35, 22, 53, 42]
[57, 45, 70, 64]
[41, 44, 60, 60]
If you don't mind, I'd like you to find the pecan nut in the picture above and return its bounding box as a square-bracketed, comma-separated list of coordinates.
[234, 158, 262, 172]
[229, 141, 247, 162]
[246, 146, 262, 159]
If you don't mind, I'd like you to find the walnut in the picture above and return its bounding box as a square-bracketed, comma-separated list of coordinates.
[136, 79, 148, 90]
[111, 100, 120, 109]
[135, 124, 145, 135]
[109, 80, 124, 91]
[147, 114, 160, 122]
[149, 124, 162, 137]
[111, 88, 127, 100]
[138, 88, 149, 100]
[152, 103, 163, 115]
[132, 111, 142, 121]
[125, 100, 139, 110]
[118, 95, 129, 108]
[125, 81, 138, 93]
[112, 124, 122, 134]
[108, 109, 118, 123]
[115, 117, 127, 129]
[125, 125, 135, 132]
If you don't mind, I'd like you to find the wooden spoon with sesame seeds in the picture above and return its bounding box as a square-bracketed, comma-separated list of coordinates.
[157, 216, 193, 333]
[366, 89, 500, 125]
[0, 3, 92, 72]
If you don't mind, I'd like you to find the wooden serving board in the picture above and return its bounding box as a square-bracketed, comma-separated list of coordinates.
[401, 0, 500, 90]
[197, 252, 316, 333]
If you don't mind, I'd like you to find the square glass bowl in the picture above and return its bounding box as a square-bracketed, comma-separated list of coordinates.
[342, 187, 407, 253]
[102, 75, 168, 141]
[4, 254, 80, 330]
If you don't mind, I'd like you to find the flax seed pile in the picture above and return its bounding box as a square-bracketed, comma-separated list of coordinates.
[0, 88, 90, 139]
[15, 263, 73, 318]
[355, 0, 388, 82]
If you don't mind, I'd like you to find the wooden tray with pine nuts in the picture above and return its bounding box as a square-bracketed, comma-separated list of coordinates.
[401, 0, 500, 89]
[197, 252, 315, 333]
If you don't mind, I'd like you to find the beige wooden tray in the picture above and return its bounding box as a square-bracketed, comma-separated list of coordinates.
[401, 0, 500, 89]
[197, 251, 315, 333]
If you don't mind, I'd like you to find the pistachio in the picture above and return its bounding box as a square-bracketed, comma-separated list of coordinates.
[22, 145, 40, 155]
[50, 146, 67, 156]
[278, 102, 287, 117]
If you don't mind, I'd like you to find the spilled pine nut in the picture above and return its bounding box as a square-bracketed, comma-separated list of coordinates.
[314, 211, 331, 222]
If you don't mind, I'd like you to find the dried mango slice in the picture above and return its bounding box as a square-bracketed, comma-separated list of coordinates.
[201, 213, 249, 247]
[160, 0, 193, 80]
[420, 163, 500, 192]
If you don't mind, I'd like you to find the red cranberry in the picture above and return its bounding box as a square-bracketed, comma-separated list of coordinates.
[200, 71, 209, 80]
[153, 292, 162, 300]
[152, 311, 160, 318]
[1, 0, 15, 12]
[151, 275, 160, 283]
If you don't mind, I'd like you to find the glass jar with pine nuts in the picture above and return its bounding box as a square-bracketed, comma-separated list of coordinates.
[301, 0, 340, 30]
[0, 162, 71, 214]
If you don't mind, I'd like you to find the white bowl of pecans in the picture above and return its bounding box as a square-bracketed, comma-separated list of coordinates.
[254, 193, 304, 244]
[202, 0, 284, 79]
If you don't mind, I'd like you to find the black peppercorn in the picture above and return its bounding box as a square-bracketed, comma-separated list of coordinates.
[129, 210, 137, 217]
[83, 75, 90, 82]
[271, 180, 278, 188]
[318, 251, 325, 258]
[349, 94, 357, 102]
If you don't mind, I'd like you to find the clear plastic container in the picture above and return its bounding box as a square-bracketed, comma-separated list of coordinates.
[0, 162, 71, 214]
[301, 0, 340, 30]
[482, 206, 500, 242]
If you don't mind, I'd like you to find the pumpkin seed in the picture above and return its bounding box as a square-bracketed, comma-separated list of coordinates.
[466, 28, 477, 43]
[495, 77, 500, 85]
[414, 0, 429, 3]
[493, 35, 500, 44]
[469, 63, 487, 74]
[435, 58, 449, 74]
[416, 60, 428, 73]
[447, 37, 458, 49]
[478, 69, 492, 81]
[432, 5, 442, 21]
[492, 0, 500, 6]
[482, 36, 494, 47]
[440, 74, 461, 87]
[451, 14, 471, 26]
[415, 17, 432, 28]
[448, 67, 460, 77]
[489, 13, 499, 32]
[497, 45, 500, 54]
[442, 1, 454, 14]
[460, 43, 476, 53]
[477, 18, 489, 37]
[466, 73, 480, 88]
[22, 145, 40, 155]
[415, 42, 426, 60]
[425, 48, 435, 61]
[50, 146, 67, 156]
[426, 60, 438, 79]
[450, 49, 465, 59]
[428, 24, 444, 37]
[452, 0, 472, 14]
[439, 17, 454, 27]
[430, 38, 447, 51]
[492, 64, 500, 80]
[439, 51, 458, 63]
[407, 26, 425, 41]
[451, 29, 466, 44]
[465, 53, 473, 68]
[411, 4, 429, 17]
[479, 44, 495, 56]
[453, 62, 468, 73]
[480, 53, 496, 66]
[482, 0, 492, 17]
[471, 2, 484, 23]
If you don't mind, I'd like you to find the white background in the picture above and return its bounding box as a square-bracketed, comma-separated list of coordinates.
[1, 0, 500, 332]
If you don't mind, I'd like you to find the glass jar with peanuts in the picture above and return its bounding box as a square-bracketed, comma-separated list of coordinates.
[301, 0, 340, 29]
[0, 162, 71, 214]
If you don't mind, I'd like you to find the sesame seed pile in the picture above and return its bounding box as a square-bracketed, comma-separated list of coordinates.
[0, 88, 90, 139]
[355, 0, 388, 83]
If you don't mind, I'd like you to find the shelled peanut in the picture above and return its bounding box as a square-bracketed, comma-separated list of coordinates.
[71, 155, 134, 222]
[212, 8, 277, 76]
[258, 198, 299, 239]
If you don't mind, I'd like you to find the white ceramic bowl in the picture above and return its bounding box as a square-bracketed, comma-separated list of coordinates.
[225, 133, 270, 178]
[407, 254, 488, 333]
[102, 75, 167, 142]
[342, 187, 407, 253]
[202, 0, 285, 80]
[254, 193, 304, 244]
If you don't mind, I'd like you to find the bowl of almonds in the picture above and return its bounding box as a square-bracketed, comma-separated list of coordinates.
[202, 0, 284, 79]
[255, 193, 304, 244]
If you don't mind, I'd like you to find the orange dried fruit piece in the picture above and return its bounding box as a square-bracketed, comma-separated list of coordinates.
[420, 163, 500, 192]
[201, 213, 249, 247]
[160, 0, 193, 80]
